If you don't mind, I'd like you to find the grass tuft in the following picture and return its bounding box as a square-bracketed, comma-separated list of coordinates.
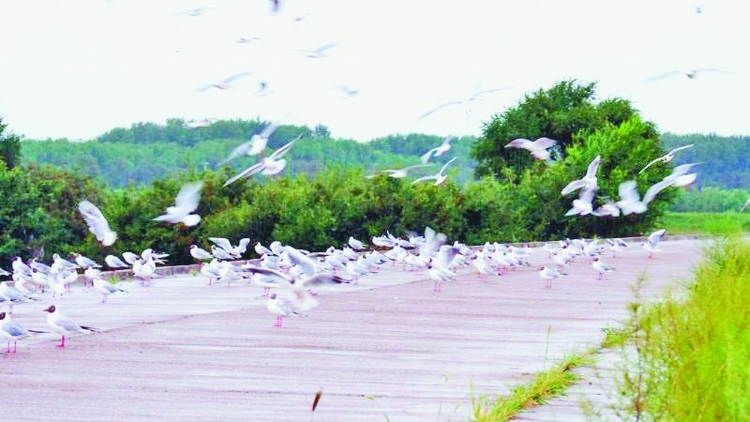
[472, 350, 595, 421]
[610, 235, 750, 420]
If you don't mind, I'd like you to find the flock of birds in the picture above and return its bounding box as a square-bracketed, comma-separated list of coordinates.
[0, 2, 740, 355]
[506, 138, 702, 217]
[0, 221, 670, 353]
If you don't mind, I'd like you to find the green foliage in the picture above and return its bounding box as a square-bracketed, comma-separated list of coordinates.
[20, 124, 478, 188]
[0, 116, 22, 169]
[0, 163, 102, 262]
[661, 132, 750, 189]
[613, 237, 750, 420]
[660, 211, 750, 235]
[471, 79, 639, 179]
[671, 187, 750, 212]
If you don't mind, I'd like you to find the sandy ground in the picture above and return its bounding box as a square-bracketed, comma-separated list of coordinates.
[1, 237, 707, 421]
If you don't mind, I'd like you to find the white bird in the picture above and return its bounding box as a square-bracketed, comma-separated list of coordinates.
[266, 293, 305, 327]
[175, 7, 213, 17]
[642, 163, 700, 205]
[294, 42, 338, 58]
[348, 236, 366, 251]
[345, 260, 371, 284]
[642, 229, 666, 258]
[425, 260, 455, 292]
[254, 241, 274, 256]
[740, 196, 750, 212]
[223, 137, 299, 186]
[417, 87, 510, 120]
[208, 237, 251, 259]
[153, 181, 203, 226]
[411, 157, 458, 186]
[539, 266, 564, 289]
[184, 118, 218, 129]
[592, 200, 621, 217]
[189, 245, 213, 261]
[251, 272, 280, 296]
[607, 238, 630, 258]
[561, 155, 601, 195]
[43, 305, 97, 348]
[646, 68, 730, 82]
[200, 260, 222, 285]
[73, 253, 101, 269]
[196, 71, 254, 92]
[121, 252, 139, 265]
[565, 188, 596, 216]
[243, 266, 349, 311]
[210, 245, 234, 261]
[471, 252, 496, 277]
[592, 256, 615, 280]
[551, 250, 571, 269]
[615, 180, 648, 215]
[420, 135, 456, 164]
[78, 200, 117, 246]
[93, 277, 127, 303]
[366, 164, 433, 179]
[505, 137, 558, 161]
[132, 257, 157, 286]
[1, 311, 31, 353]
[219, 121, 282, 165]
[639, 144, 694, 173]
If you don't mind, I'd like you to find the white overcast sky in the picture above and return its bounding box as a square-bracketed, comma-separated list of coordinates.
[1, 0, 748, 141]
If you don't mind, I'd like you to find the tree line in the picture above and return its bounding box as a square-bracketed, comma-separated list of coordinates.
[1, 80, 744, 267]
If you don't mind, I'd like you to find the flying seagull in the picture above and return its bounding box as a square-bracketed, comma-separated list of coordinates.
[175, 7, 214, 17]
[196, 71, 254, 92]
[561, 155, 601, 195]
[420, 135, 456, 164]
[78, 200, 117, 246]
[417, 87, 510, 120]
[294, 43, 338, 58]
[639, 144, 693, 173]
[153, 181, 204, 226]
[411, 157, 458, 186]
[366, 163, 433, 179]
[505, 137, 558, 161]
[223, 137, 299, 186]
[219, 120, 282, 165]
[646, 68, 730, 81]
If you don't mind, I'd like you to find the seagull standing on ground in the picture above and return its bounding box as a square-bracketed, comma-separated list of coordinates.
[266, 293, 304, 327]
[592, 256, 615, 280]
[539, 266, 564, 289]
[93, 277, 127, 303]
[43, 305, 97, 348]
[1, 311, 34, 353]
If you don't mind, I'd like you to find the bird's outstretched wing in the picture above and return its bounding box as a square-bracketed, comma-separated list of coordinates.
[417, 101, 463, 120]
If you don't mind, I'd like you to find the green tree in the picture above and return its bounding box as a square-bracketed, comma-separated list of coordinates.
[471, 79, 637, 179]
[0, 117, 22, 169]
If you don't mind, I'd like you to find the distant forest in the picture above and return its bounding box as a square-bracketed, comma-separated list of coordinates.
[18, 118, 748, 190]
[20, 118, 477, 188]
